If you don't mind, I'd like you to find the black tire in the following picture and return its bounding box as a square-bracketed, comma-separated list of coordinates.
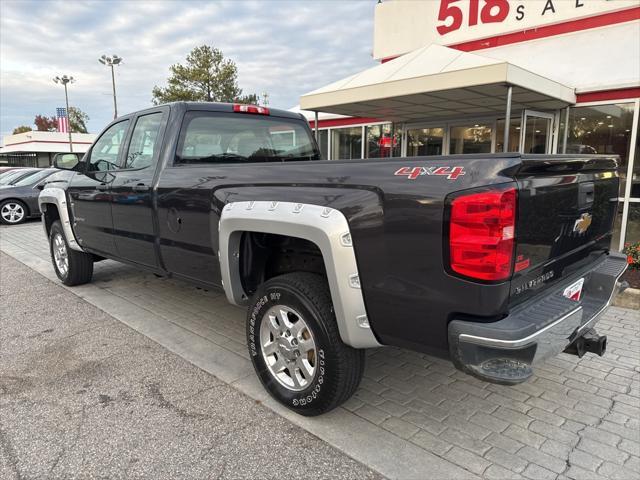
[0, 199, 28, 225]
[247, 272, 365, 416]
[49, 220, 94, 286]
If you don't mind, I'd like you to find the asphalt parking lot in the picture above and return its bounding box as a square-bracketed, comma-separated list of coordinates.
[0, 252, 381, 479]
[1, 221, 639, 480]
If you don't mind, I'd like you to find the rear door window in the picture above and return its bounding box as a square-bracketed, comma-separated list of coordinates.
[175, 112, 320, 165]
[123, 112, 163, 169]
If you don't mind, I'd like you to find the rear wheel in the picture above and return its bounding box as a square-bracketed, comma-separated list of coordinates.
[49, 220, 94, 286]
[246, 272, 365, 416]
[0, 200, 28, 225]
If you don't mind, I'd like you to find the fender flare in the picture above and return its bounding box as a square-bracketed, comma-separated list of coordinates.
[218, 201, 381, 349]
[38, 187, 84, 252]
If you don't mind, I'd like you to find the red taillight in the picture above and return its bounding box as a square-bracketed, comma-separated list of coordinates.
[448, 186, 517, 281]
[233, 104, 270, 115]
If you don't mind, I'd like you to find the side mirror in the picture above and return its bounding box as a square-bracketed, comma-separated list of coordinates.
[53, 153, 80, 171]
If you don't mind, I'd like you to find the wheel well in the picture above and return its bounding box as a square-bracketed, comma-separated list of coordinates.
[239, 232, 326, 296]
[41, 203, 60, 235]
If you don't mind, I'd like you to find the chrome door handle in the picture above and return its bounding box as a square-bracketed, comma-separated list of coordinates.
[133, 184, 149, 192]
[96, 183, 108, 191]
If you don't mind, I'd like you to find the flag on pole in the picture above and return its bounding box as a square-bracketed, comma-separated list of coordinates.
[56, 107, 69, 133]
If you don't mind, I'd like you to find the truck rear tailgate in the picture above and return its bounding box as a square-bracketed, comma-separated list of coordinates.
[510, 155, 620, 305]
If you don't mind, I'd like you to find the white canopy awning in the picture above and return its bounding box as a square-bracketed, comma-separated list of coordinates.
[300, 44, 576, 121]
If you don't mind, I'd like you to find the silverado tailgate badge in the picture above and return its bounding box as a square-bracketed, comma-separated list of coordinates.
[573, 213, 592, 235]
[395, 166, 465, 180]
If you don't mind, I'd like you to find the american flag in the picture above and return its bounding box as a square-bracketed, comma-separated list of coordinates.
[56, 107, 69, 133]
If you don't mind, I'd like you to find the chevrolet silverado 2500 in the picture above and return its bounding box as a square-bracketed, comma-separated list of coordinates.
[39, 102, 627, 416]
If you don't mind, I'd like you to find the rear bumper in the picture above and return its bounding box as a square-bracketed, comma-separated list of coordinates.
[448, 252, 628, 384]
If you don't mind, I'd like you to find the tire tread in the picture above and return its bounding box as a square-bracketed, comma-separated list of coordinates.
[254, 272, 364, 415]
[50, 220, 93, 286]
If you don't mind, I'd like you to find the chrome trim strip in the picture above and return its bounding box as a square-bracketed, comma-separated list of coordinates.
[458, 306, 583, 348]
[218, 201, 381, 349]
[38, 187, 84, 252]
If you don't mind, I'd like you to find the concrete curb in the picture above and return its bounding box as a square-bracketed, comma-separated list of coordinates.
[1, 239, 478, 480]
[613, 287, 640, 310]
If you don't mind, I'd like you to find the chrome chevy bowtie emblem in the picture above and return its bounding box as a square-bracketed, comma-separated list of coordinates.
[573, 213, 592, 234]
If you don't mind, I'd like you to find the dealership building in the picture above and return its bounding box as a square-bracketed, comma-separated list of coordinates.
[298, 0, 640, 251]
[0, 131, 95, 168]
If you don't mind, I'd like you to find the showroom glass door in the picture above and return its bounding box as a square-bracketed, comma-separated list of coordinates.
[520, 110, 555, 154]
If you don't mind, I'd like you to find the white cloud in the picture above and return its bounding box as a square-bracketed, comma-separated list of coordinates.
[0, 0, 377, 138]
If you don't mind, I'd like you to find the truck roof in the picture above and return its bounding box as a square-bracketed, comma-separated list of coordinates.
[148, 101, 305, 121]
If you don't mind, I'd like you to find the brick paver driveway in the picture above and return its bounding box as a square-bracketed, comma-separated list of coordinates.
[2, 221, 639, 480]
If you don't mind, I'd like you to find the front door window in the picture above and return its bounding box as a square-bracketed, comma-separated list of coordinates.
[88, 120, 130, 172]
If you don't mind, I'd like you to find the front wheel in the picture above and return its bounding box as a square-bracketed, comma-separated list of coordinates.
[246, 272, 365, 416]
[49, 220, 94, 286]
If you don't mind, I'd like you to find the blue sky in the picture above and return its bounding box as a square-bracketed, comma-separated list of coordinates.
[0, 0, 377, 139]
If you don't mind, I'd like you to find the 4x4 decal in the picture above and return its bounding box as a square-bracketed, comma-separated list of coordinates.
[394, 166, 465, 180]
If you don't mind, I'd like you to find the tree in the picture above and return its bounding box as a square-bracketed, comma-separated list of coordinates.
[151, 45, 260, 105]
[12, 125, 32, 134]
[68, 107, 89, 133]
[33, 108, 89, 133]
[34, 115, 57, 132]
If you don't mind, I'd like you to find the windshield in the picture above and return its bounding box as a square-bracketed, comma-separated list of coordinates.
[176, 112, 320, 165]
[0, 169, 37, 185]
[12, 169, 54, 187]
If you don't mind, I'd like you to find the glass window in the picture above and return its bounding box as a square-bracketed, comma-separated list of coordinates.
[495, 118, 521, 152]
[12, 169, 53, 187]
[612, 202, 624, 251]
[626, 203, 640, 245]
[365, 124, 401, 158]
[317, 129, 328, 160]
[449, 124, 492, 154]
[0, 169, 37, 185]
[406, 127, 444, 156]
[331, 127, 362, 160]
[124, 112, 163, 169]
[89, 120, 130, 172]
[176, 112, 319, 164]
[565, 103, 634, 195]
[522, 116, 553, 154]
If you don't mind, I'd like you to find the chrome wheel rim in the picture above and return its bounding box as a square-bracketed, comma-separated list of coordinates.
[1, 203, 25, 223]
[260, 305, 317, 391]
[52, 233, 69, 276]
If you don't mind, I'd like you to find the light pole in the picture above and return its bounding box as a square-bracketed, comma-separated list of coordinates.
[99, 54, 122, 119]
[53, 75, 75, 153]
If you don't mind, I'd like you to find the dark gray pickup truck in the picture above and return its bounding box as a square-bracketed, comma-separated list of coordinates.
[39, 102, 627, 415]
